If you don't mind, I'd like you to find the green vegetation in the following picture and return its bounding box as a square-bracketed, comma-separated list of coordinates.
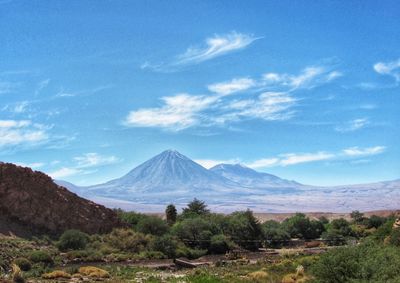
[0, 203, 398, 283]
[166, 204, 177, 225]
[13, 258, 31, 272]
[56, 229, 89, 251]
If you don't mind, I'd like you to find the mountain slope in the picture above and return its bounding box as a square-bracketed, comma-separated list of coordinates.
[86, 150, 239, 198]
[0, 162, 121, 236]
[210, 163, 302, 188]
[55, 150, 400, 213]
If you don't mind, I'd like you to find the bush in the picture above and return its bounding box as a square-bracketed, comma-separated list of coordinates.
[311, 242, 400, 283]
[366, 215, 386, 229]
[321, 229, 346, 246]
[388, 228, 400, 246]
[57, 229, 89, 251]
[13, 258, 31, 271]
[116, 210, 147, 228]
[28, 250, 53, 266]
[263, 220, 291, 248]
[282, 213, 325, 239]
[150, 234, 179, 258]
[329, 218, 352, 237]
[136, 216, 169, 236]
[105, 228, 151, 252]
[209, 234, 232, 254]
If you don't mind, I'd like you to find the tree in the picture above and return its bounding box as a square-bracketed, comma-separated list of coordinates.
[165, 204, 177, 225]
[262, 221, 290, 248]
[282, 213, 324, 239]
[172, 217, 213, 249]
[330, 218, 352, 237]
[181, 198, 210, 218]
[227, 210, 263, 250]
[366, 215, 385, 229]
[350, 210, 365, 224]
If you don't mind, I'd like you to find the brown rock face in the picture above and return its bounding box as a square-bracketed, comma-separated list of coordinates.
[0, 162, 122, 236]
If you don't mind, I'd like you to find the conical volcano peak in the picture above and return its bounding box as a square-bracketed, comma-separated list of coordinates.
[98, 149, 230, 191]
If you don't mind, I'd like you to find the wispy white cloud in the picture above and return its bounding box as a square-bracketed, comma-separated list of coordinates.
[373, 58, 400, 82]
[279, 152, 334, 166]
[48, 167, 82, 179]
[2, 101, 30, 113]
[34, 79, 50, 96]
[126, 63, 340, 131]
[208, 78, 256, 96]
[15, 162, 45, 169]
[177, 32, 258, 65]
[0, 81, 19, 94]
[244, 158, 280, 169]
[0, 119, 49, 148]
[335, 118, 369, 133]
[124, 93, 218, 130]
[243, 146, 385, 169]
[244, 152, 333, 168]
[74, 152, 120, 168]
[342, 146, 386, 157]
[262, 66, 342, 90]
[55, 85, 112, 98]
[141, 31, 259, 71]
[48, 152, 121, 179]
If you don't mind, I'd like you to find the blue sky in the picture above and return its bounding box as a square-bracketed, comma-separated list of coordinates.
[0, 0, 399, 186]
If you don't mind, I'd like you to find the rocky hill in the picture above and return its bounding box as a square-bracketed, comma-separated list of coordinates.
[0, 162, 121, 236]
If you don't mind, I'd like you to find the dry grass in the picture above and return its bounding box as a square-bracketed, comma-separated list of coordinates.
[42, 270, 71, 279]
[248, 270, 269, 281]
[78, 266, 110, 278]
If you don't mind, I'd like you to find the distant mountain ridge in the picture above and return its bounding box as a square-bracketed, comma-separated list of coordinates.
[210, 163, 302, 188]
[54, 150, 400, 213]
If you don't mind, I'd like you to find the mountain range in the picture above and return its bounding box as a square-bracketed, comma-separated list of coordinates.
[56, 150, 400, 213]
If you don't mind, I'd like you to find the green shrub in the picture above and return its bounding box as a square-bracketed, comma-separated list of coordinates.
[136, 216, 169, 236]
[115, 210, 147, 228]
[57, 229, 89, 251]
[105, 228, 151, 252]
[150, 234, 179, 258]
[311, 242, 400, 283]
[281, 213, 325, 239]
[28, 251, 53, 266]
[388, 228, 400, 246]
[209, 234, 232, 254]
[321, 229, 346, 246]
[13, 258, 31, 271]
[263, 220, 291, 248]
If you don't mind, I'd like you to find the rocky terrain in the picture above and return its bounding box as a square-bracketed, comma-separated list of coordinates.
[0, 162, 121, 236]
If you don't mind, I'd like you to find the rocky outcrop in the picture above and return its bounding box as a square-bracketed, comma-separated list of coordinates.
[0, 162, 122, 236]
